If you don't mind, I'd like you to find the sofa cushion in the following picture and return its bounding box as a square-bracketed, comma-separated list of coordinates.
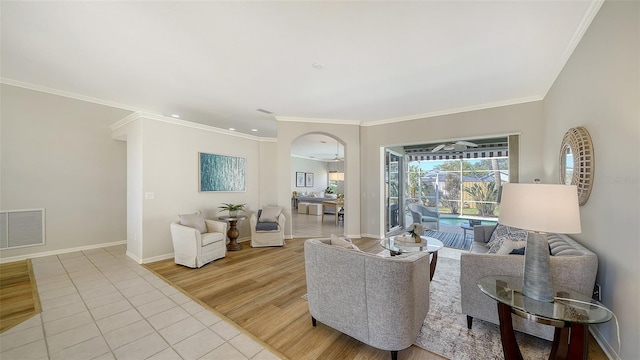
[259, 206, 282, 223]
[180, 212, 207, 234]
[201, 232, 224, 246]
[255, 220, 279, 231]
[548, 234, 582, 256]
[487, 224, 528, 253]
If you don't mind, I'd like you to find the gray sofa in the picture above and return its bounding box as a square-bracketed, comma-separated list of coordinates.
[460, 225, 598, 340]
[304, 238, 430, 359]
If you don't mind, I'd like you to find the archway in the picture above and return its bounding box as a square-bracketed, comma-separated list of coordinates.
[290, 133, 345, 238]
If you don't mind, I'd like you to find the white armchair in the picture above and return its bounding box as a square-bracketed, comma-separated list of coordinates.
[250, 207, 286, 247]
[170, 213, 227, 268]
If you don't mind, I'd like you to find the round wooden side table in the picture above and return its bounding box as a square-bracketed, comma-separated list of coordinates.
[218, 215, 247, 251]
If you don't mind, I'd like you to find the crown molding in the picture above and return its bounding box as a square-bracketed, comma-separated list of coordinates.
[1, 77, 146, 112]
[361, 95, 543, 127]
[4, 77, 541, 133]
[110, 112, 276, 142]
[540, 0, 604, 98]
[276, 116, 362, 126]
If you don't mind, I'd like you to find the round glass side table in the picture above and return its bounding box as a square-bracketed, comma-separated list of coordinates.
[478, 275, 613, 360]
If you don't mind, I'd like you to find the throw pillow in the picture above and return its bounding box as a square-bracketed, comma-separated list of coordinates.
[179, 211, 207, 234]
[496, 239, 526, 255]
[259, 206, 282, 223]
[487, 224, 528, 254]
[330, 234, 361, 251]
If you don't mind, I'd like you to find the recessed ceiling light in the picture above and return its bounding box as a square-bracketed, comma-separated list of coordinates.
[251, 129, 258, 132]
[171, 114, 180, 118]
[229, 128, 235, 131]
[312, 63, 324, 70]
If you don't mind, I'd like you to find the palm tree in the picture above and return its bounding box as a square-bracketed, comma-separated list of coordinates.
[464, 181, 499, 216]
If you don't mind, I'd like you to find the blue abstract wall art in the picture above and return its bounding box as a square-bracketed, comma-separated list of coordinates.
[199, 153, 246, 192]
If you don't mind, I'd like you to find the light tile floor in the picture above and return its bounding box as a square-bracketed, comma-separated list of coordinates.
[0, 245, 281, 360]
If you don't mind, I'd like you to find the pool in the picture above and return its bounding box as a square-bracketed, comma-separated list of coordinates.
[439, 217, 497, 227]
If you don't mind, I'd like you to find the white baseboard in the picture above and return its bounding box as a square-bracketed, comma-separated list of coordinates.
[590, 325, 620, 360]
[126, 250, 143, 264]
[360, 233, 382, 239]
[0, 240, 127, 264]
[139, 253, 174, 264]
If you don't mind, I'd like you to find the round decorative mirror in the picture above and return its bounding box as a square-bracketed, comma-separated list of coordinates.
[559, 126, 594, 206]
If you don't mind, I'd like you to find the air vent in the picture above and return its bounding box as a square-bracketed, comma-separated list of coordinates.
[0, 209, 45, 250]
[256, 108, 273, 115]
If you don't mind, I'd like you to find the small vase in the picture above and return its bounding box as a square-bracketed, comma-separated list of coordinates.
[229, 210, 238, 218]
[413, 234, 421, 243]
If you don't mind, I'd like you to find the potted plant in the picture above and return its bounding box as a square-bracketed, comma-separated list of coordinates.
[218, 203, 245, 218]
[407, 223, 425, 243]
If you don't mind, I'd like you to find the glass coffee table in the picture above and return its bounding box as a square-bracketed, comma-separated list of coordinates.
[380, 236, 444, 280]
[478, 275, 613, 360]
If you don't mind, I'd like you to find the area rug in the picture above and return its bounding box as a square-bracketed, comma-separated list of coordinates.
[414, 255, 552, 359]
[389, 229, 469, 250]
[425, 230, 468, 250]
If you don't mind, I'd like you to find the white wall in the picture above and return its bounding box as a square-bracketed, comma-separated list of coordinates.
[360, 101, 545, 237]
[291, 157, 328, 195]
[542, 1, 639, 357]
[1, 84, 131, 261]
[258, 140, 279, 207]
[112, 113, 266, 262]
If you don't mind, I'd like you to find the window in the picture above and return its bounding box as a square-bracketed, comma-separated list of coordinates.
[404, 136, 514, 220]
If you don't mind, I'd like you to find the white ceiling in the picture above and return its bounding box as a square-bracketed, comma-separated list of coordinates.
[1, 1, 601, 149]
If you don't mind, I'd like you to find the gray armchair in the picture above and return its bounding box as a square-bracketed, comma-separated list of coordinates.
[304, 238, 430, 360]
[407, 203, 440, 231]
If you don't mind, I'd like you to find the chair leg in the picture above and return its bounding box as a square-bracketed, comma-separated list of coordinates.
[390, 350, 398, 360]
[311, 316, 317, 327]
[467, 315, 473, 329]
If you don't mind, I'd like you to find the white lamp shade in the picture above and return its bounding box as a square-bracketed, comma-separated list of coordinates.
[498, 183, 581, 234]
[329, 172, 344, 181]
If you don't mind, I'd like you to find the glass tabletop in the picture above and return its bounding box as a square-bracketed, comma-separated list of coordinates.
[218, 215, 247, 221]
[478, 275, 613, 325]
[380, 236, 444, 254]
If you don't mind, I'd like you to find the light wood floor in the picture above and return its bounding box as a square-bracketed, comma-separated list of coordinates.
[146, 238, 445, 360]
[0, 260, 40, 333]
[146, 237, 608, 360]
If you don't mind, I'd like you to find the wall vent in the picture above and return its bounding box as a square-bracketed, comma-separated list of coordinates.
[0, 209, 46, 250]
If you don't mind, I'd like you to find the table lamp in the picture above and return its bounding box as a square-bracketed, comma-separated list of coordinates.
[498, 183, 581, 302]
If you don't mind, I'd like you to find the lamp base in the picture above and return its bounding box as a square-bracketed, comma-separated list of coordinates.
[523, 231, 554, 302]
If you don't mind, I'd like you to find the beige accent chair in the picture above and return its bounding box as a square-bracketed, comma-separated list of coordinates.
[250, 207, 286, 247]
[170, 212, 227, 268]
[304, 238, 430, 360]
